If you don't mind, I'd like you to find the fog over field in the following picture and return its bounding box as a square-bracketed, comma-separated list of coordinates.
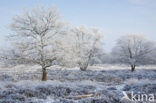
[0, 0, 156, 103]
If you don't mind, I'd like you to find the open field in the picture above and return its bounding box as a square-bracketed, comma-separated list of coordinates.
[0, 65, 156, 103]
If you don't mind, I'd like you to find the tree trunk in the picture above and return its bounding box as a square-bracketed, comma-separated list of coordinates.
[80, 66, 87, 71]
[42, 68, 47, 81]
[131, 65, 135, 72]
[80, 63, 88, 71]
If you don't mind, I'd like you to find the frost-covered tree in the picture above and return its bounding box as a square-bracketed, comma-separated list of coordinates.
[147, 47, 156, 64]
[112, 34, 154, 72]
[8, 7, 66, 81]
[65, 26, 104, 71]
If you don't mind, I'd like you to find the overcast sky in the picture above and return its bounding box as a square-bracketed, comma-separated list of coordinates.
[0, 0, 156, 52]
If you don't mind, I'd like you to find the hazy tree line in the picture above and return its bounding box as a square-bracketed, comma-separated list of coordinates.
[0, 6, 156, 81]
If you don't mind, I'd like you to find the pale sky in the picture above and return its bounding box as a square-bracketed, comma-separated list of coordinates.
[0, 0, 156, 52]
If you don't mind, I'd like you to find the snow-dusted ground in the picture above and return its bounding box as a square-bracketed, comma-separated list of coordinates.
[0, 64, 156, 103]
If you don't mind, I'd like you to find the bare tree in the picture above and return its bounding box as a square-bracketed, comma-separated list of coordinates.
[65, 26, 104, 71]
[112, 34, 154, 72]
[147, 47, 156, 64]
[8, 6, 66, 81]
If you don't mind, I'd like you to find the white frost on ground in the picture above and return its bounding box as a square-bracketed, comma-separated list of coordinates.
[0, 64, 156, 103]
